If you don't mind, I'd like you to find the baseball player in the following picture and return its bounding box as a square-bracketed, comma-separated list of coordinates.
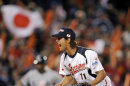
[18, 55, 62, 86]
[52, 27, 112, 86]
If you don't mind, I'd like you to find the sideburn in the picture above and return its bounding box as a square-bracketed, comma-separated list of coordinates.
[64, 37, 77, 48]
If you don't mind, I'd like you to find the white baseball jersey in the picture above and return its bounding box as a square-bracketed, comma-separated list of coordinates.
[59, 46, 112, 86]
[21, 69, 62, 86]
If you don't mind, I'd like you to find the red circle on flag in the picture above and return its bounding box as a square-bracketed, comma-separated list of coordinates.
[14, 13, 30, 28]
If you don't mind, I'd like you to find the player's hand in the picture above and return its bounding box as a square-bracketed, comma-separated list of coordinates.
[77, 82, 91, 86]
[72, 82, 91, 86]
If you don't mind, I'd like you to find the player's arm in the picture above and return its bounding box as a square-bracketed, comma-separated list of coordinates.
[55, 75, 77, 86]
[85, 50, 106, 86]
[90, 70, 106, 86]
[72, 70, 106, 86]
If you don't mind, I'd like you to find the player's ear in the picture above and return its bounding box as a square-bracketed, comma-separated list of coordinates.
[66, 38, 71, 44]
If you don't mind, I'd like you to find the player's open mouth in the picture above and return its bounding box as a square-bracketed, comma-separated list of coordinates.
[58, 43, 61, 48]
[59, 44, 61, 47]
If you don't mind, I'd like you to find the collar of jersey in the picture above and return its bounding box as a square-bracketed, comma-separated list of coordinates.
[68, 47, 78, 58]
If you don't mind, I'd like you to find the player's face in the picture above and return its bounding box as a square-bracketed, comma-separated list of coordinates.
[35, 64, 45, 72]
[56, 37, 67, 51]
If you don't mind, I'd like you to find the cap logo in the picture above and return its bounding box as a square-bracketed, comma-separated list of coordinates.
[67, 34, 71, 37]
[60, 29, 64, 32]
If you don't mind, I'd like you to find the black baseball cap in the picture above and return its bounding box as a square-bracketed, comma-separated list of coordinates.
[33, 55, 47, 64]
[52, 27, 76, 40]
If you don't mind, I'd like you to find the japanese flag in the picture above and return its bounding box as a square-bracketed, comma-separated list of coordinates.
[1, 5, 44, 38]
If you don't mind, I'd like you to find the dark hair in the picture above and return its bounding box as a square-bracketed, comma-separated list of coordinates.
[64, 37, 77, 48]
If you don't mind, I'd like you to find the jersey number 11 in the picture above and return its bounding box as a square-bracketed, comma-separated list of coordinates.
[80, 73, 87, 80]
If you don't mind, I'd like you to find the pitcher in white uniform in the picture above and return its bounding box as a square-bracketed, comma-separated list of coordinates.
[52, 27, 112, 86]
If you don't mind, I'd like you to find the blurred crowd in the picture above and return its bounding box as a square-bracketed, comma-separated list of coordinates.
[0, 0, 130, 86]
